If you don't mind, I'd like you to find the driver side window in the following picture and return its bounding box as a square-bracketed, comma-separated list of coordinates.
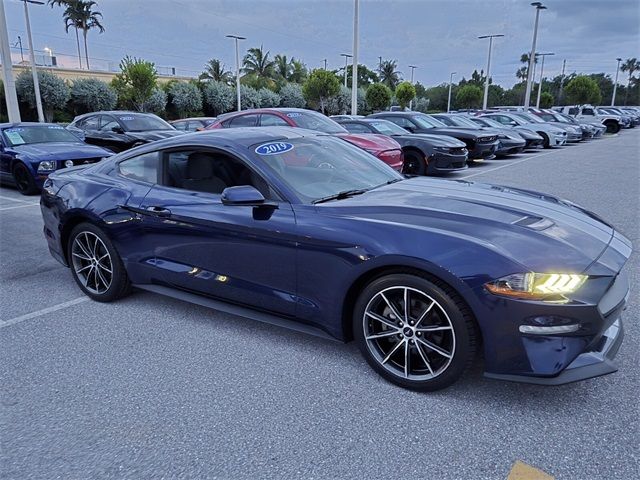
[99, 116, 120, 132]
[163, 150, 276, 199]
[382, 116, 413, 129]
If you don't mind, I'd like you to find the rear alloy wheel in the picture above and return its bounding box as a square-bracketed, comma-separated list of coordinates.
[68, 223, 131, 302]
[354, 273, 477, 391]
[12, 163, 38, 195]
[604, 120, 620, 134]
[402, 151, 427, 175]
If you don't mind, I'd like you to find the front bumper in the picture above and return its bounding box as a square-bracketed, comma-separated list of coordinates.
[469, 140, 499, 160]
[496, 138, 526, 155]
[551, 133, 567, 146]
[523, 138, 544, 149]
[566, 131, 583, 142]
[428, 149, 468, 174]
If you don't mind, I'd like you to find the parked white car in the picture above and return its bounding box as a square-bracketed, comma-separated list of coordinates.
[554, 105, 622, 134]
[479, 112, 567, 148]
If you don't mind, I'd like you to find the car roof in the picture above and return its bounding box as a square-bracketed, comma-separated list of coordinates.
[0, 122, 63, 128]
[72, 111, 159, 121]
[170, 117, 217, 122]
[217, 107, 317, 121]
[139, 126, 327, 150]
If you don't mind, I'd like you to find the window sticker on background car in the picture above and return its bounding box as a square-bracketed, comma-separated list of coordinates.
[4, 130, 25, 145]
[119, 116, 134, 121]
[286, 112, 301, 118]
[47, 125, 64, 129]
[255, 142, 294, 155]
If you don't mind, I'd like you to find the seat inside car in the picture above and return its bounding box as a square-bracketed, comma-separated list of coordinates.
[181, 152, 228, 194]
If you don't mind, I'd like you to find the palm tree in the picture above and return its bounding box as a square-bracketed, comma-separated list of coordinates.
[76, 1, 105, 70]
[200, 59, 232, 84]
[242, 46, 276, 80]
[620, 58, 639, 105]
[48, 0, 83, 69]
[274, 54, 291, 81]
[289, 59, 307, 84]
[379, 60, 401, 89]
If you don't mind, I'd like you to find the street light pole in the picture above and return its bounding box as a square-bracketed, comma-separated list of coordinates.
[0, 0, 20, 122]
[611, 57, 622, 106]
[478, 34, 503, 110]
[350, 0, 359, 115]
[323, 58, 327, 70]
[21, 0, 45, 122]
[226, 34, 246, 112]
[535, 52, 554, 108]
[447, 72, 456, 113]
[408, 64, 417, 110]
[523, 2, 546, 107]
[340, 53, 352, 88]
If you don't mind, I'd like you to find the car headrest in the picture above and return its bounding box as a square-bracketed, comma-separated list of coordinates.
[187, 153, 213, 180]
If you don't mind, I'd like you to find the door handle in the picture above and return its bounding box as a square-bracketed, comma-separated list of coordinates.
[146, 206, 172, 217]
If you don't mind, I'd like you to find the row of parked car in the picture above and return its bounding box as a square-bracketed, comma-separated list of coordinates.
[1, 103, 635, 195]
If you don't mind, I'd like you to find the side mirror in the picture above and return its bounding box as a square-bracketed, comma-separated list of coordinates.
[112, 126, 124, 134]
[221, 185, 277, 208]
[404, 126, 416, 133]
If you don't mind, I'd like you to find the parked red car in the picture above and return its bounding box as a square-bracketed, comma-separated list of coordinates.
[206, 108, 404, 171]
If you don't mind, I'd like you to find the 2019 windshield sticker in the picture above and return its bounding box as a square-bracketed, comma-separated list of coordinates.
[255, 142, 294, 155]
[286, 112, 301, 118]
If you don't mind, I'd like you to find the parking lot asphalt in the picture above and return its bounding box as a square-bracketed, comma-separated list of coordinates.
[1, 131, 639, 480]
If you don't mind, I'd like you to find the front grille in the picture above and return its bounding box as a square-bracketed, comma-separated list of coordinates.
[67, 157, 103, 167]
[448, 147, 467, 155]
[478, 136, 497, 142]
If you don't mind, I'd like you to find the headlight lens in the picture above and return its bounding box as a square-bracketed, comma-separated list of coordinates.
[64, 160, 74, 168]
[485, 272, 588, 299]
[37, 161, 57, 172]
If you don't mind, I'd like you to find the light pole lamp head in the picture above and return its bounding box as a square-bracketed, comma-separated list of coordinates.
[531, 2, 547, 9]
[616, 57, 622, 62]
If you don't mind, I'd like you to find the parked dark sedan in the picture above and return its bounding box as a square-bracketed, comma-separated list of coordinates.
[368, 112, 500, 161]
[0, 123, 111, 194]
[67, 111, 184, 153]
[466, 116, 545, 149]
[336, 118, 468, 175]
[431, 113, 526, 157]
[170, 117, 218, 132]
[41, 127, 631, 391]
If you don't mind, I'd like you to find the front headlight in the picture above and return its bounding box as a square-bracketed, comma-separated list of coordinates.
[485, 272, 588, 299]
[37, 161, 57, 172]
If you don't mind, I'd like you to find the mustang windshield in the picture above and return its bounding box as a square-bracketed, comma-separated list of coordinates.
[252, 136, 402, 203]
[287, 111, 347, 134]
[412, 115, 447, 129]
[368, 120, 409, 135]
[117, 114, 173, 132]
[2, 125, 82, 146]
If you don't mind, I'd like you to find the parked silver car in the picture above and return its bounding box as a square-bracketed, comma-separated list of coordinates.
[480, 112, 567, 148]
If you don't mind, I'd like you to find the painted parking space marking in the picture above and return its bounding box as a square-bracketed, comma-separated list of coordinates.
[507, 461, 554, 479]
[0, 297, 90, 329]
[0, 194, 33, 203]
[0, 203, 40, 211]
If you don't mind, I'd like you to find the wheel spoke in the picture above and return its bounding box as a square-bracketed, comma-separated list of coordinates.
[417, 337, 452, 359]
[382, 339, 405, 364]
[365, 311, 398, 330]
[403, 288, 410, 323]
[380, 292, 404, 321]
[72, 252, 92, 261]
[415, 342, 435, 376]
[75, 239, 92, 258]
[414, 300, 435, 327]
[404, 340, 410, 378]
[365, 330, 399, 341]
[96, 266, 110, 290]
[417, 325, 453, 333]
[76, 263, 93, 273]
[82, 266, 93, 287]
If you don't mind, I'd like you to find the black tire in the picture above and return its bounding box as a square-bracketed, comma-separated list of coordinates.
[67, 222, 131, 302]
[402, 150, 427, 176]
[12, 162, 38, 195]
[353, 273, 478, 391]
[604, 120, 620, 134]
[538, 132, 551, 148]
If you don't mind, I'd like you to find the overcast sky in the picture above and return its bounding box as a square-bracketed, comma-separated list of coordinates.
[4, 0, 639, 87]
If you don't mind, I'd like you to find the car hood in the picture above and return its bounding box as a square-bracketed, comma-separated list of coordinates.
[9, 142, 111, 160]
[126, 130, 185, 141]
[336, 133, 401, 152]
[392, 133, 466, 147]
[514, 127, 543, 139]
[318, 177, 615, 272]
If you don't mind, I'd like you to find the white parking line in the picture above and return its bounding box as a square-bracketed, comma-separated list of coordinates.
[0, 297, 90, 329]
[0, 194, 32, 204]
[0, 203, 40, 211]
[460, 149, 560, 179]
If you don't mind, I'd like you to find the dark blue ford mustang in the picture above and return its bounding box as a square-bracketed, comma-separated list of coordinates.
[40, 127, 631, 391]
[0, 123, 112, 194]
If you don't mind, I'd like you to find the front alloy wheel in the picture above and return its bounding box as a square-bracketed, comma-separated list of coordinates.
[354, 274, 477, 391]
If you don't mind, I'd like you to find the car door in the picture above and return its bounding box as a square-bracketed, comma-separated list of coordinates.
[131, 147, 298, 316]
[95, 115, 131, 152]
[76, 114, 102, 146]
[0, 134, 13, 179]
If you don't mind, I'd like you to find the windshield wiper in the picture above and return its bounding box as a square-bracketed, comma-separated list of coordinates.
[312, 188, 369, 204]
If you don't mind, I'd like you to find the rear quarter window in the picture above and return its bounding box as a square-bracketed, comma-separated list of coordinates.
[118, 152, 159, 183]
